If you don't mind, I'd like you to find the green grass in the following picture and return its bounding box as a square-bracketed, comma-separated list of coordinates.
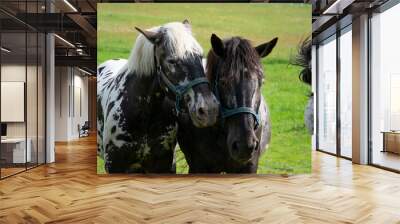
[97, 156, 106, 174]
[97, 3, 311, 174]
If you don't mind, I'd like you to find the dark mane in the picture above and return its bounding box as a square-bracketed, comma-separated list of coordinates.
[291, 37, 311, 85]
[206, 37, 263, 83]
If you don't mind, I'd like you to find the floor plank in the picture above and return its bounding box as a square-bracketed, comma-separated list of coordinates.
[0, 135, 399, 223]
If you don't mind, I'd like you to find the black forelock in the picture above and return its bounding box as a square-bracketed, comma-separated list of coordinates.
[207, 37, 263, 83]
[291, 37, 312, 85]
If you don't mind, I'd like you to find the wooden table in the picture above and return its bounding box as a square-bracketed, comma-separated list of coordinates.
[382, 131, 400, 154]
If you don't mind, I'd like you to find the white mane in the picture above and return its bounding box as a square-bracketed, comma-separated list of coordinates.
[124, 22, 203, 76]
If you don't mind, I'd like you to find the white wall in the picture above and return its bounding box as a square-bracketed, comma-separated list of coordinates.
[55, 66, 69, 141]
[72, 73, 89, 138]
[1, 82, 25, 122]
[1, 63, 47, 164]
[1, 65, 36, 138]
[54, 67, 89, 141]
[1, 65, 26, 138]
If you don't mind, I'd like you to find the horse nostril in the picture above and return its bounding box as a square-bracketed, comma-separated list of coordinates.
[197, 107, 206, 117]
[232, 141, 239, 151]
[245, 136, 258, 152]
[253, 141, 260, 151]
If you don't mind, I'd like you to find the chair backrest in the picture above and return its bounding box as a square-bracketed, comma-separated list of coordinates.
[82, 121, 90, 129]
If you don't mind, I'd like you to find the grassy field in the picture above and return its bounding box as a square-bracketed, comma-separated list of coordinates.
[97, 3, 311, 174]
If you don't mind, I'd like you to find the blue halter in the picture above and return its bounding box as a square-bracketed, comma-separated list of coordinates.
[214, 72, 260, 128]
[157, 66, 209, 114]
[154, 47, 209, 114]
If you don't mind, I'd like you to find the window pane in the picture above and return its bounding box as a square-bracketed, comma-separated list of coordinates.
[0, 0, 46, 179]
[27, 31, 38, 169]
[1, 31, 27, 177]
[371, 4, 400, 171]
[317, 35, 337, 154]
[340, 27, 352, 158]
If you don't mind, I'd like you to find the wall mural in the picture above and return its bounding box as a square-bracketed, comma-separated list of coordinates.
[97, 3, 311, 174]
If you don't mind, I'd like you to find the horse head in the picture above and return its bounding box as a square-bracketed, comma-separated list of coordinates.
[207, 34, 277, 163]
[135, 20, 219, 128]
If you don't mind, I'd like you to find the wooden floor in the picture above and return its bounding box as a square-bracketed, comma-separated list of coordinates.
[0, 136, 400, 223]
[0, 167, 26, 178]
[372, 150, 400, 171]
[1, 163, 43, 178]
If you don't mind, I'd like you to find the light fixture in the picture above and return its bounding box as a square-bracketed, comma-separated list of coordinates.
[78, 67, 93, 76]
[322, 0, 354, 15]
[322, 1, 341, 15]
[76, 48, 86, 55]
[54, 34, 75, 48]
[63, 0, 78, 12]
[1, 47, 11, 53]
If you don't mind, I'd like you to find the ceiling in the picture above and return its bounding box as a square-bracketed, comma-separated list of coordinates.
[311, 0, 390, 41]
[0, 0, 97, 74]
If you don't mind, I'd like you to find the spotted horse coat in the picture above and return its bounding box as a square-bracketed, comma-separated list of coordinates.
[97, 21, 217, 173]
[97, 59, 178, 173]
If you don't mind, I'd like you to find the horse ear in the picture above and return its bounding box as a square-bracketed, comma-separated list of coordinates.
[255, 37, 278, 58]
[211, 33, 224, 58]
[135, 27, 161, 44]
[182, 19, 191, 30]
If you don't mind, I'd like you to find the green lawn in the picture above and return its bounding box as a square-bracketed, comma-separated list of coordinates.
[97, 3, 311, 174]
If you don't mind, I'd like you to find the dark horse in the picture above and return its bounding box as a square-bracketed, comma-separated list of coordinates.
[291, 38, 313, 134]
[97, 21, 219, 173]
[177, 34, 277, 173]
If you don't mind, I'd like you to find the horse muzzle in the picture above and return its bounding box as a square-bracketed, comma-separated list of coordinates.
[189, 92, 219, 128]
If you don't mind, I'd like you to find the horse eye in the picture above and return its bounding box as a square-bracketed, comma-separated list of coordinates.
[167, 59, 177, 65]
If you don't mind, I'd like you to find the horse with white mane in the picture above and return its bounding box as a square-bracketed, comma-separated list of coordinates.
[97, 20, 219, 173]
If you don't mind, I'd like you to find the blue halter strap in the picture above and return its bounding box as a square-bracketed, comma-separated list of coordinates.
[153, 45, 209, 114]
[221, 107, 260, 127]
[157, 66, 209, 114]
[214, 72, 260, 128]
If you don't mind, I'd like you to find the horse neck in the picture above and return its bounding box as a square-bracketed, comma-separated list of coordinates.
[119, 68, 170, 120]
[122, 64, 162, 98]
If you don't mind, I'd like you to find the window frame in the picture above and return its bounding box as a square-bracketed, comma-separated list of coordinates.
[315, 17, 353, 160]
